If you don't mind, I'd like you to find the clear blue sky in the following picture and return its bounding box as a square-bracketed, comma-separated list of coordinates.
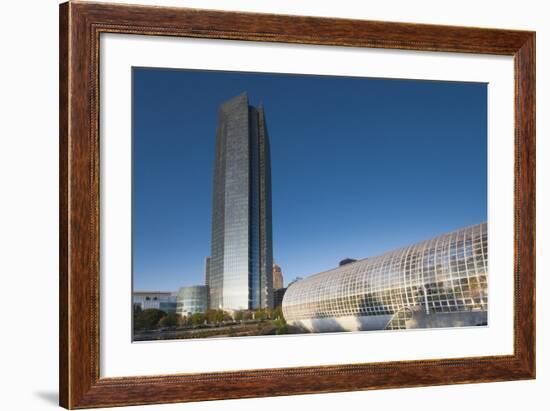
[132, 67, 487, 291]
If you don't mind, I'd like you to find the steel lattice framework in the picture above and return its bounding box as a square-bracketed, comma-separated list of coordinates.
[282, 223, 487, 322]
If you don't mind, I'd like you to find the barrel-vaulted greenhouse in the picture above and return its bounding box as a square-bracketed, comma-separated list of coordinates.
[282, 223, 488, 332]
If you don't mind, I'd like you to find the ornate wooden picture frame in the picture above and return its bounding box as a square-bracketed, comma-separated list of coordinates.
[59, 1, 535, 408]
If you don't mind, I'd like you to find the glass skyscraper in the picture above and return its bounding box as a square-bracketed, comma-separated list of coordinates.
[209, 93, 274, 311]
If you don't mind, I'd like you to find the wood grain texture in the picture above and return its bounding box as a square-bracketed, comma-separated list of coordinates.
[59, 2, 69, 407]
[514, 34, 536, 375]
[59, 1, 536, 408]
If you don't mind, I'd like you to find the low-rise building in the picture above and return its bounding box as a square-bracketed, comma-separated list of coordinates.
[133, 291, 177, 313]
[176, 285, 208, 317]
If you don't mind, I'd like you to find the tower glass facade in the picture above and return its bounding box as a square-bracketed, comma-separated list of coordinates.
[210, 93, 273, 310]
[204, 256, 211, 288]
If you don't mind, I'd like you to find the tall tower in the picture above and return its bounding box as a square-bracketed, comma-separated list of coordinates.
[204, 256, 211, 309]
[273, 263, 284, 290]
[209, 92, 273, 310]
[204, 256, 211, 288]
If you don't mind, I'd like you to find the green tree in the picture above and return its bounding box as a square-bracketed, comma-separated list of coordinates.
[214, 310, 225, 323]
[254, 309, 267, 321]
[271, 306, 287, 334]
[272, 306, 284, 321]
[206, 309, 229, 324]
[188, 312, 206, 326]
[159, 312, 179, 328]
[205, 309, 217, 324]
[134, 308, 166, 331]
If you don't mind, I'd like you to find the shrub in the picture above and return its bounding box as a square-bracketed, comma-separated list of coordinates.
[273, 318, 288, 335]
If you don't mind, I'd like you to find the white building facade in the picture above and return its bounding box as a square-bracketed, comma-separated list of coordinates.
[133, 291, 177, 313]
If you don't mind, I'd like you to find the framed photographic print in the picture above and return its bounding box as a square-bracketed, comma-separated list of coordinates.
[59, 1, 535, 408]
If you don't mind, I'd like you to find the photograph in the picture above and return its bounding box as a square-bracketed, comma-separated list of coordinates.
[131, 68, 488, 341]
[1, 0, 542, 409]
[56, 2, 537, 405]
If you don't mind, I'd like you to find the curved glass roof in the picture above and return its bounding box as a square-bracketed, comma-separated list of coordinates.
[282, 223, 487, 322]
